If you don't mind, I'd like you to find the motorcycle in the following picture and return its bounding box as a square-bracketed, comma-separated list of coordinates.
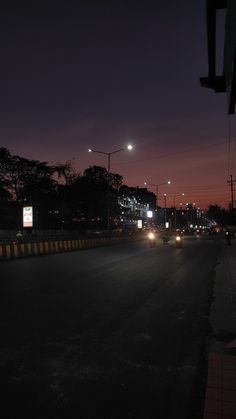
[148, 231, 157, 247]
[162, 234, 170, 245]
[175, 235, 183, 247]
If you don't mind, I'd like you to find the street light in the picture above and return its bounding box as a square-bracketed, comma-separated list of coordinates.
[88, 144, 133, 172]
[144, 180, 171, 208]
[173, 193, 185, 230]
[88, 144, 133, 231]
[173, 193, 185, 208]
[163, 193, 167, 223]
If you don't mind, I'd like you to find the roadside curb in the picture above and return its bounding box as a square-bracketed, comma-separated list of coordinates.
[203, 352, 236, 418]
[203, 243, 236, 419]
[210, 245, 236, 340]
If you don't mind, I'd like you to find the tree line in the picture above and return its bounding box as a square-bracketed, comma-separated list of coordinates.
[0, 147, 156, 230]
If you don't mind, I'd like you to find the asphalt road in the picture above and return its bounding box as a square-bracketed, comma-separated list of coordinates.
[0, 235, 222, 419]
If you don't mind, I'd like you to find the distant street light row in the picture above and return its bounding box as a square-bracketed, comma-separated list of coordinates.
[88, 145, 192, 230]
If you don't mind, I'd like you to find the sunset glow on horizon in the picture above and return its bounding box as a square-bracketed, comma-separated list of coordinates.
[1, 1, 235, 211]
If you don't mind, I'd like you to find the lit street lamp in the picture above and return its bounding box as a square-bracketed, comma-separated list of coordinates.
[88, 144, 133, 231]
[144, 180, 171, 208]
[173, 193, 185, 209]
[88, 144, 133, 172]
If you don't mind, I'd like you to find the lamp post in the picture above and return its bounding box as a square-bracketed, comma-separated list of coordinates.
[163, 193, 167, 223]
[88, 144, 133, 231]
[144, 180, 171, 208]
[173, 193, 185, 230]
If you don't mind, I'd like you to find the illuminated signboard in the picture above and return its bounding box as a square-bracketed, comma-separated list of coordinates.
[137, 220, 142, 229]
[23, 206, 33, 228]
[147, 211, 153, 218]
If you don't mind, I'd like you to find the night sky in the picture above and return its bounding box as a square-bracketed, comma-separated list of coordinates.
[1, 1, 235, 209]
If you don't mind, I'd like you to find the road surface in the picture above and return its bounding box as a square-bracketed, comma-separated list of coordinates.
[0, 235, 222, 418]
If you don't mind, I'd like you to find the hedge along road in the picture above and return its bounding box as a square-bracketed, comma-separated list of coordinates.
[0, 236, 221, 419]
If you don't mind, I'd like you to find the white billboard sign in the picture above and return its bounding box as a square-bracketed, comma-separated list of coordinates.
[23, 206, 33, 228]
[137, 219, 142, 229]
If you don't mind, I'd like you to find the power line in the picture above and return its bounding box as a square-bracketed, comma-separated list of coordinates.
[177, 184, 228, 188]
[114, 141, 227, 166]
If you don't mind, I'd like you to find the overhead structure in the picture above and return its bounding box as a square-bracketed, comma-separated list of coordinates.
[200, 0, 236, 114]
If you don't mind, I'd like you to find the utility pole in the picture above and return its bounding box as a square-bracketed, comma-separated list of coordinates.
[227, 174, 236, 211]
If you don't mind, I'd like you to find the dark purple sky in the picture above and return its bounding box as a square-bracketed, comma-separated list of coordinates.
[1, 1, 235, 209]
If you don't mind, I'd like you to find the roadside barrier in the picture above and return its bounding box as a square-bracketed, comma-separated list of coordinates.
[0, 234, 143, 262]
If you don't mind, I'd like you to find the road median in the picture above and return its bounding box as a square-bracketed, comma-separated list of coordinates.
[0, 233, 143, 261]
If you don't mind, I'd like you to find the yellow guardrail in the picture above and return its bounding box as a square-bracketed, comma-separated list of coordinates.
[0, 234, 142, 261]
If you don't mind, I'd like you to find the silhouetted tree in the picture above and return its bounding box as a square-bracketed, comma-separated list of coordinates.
[54, 160, 77, 185]
[0, 147, 67, 228]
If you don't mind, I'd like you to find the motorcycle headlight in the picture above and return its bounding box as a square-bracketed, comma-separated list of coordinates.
[176, 236, 181, 241]
[148, 232, 155, 239]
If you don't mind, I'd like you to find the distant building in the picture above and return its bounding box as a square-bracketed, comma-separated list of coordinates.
[118, 194, 150, 218]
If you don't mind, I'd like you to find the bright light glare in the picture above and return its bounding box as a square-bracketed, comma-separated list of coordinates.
[167, 180, 171, 184]
[127, 144, 133, 150]
[88, 148, 92, 152]
[148, 232, 155, 239]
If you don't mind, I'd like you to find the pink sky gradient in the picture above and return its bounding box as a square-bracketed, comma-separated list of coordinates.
[1, 1, 235, 210]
